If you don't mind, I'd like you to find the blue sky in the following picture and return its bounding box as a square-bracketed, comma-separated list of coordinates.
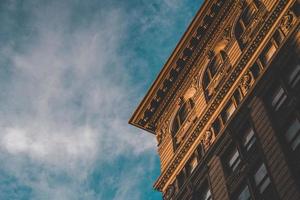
[0, 0, 202, 199]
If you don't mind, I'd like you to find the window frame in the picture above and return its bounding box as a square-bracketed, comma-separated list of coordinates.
[253, 163, 271, 194]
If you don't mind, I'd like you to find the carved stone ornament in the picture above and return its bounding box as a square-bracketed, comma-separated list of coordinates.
[280, 11, 294, 34]
[207, 50, 215, 59]
[202, 130, 214, 150]
[156, 130, 163, 145]
[164, 185, 175, 200]
[223, 26, 231, 41]
[192, 75, 199, 89]
[240, 71, 252, 95]
[157, 120, 170, 145]
[177, 97, 184, 106]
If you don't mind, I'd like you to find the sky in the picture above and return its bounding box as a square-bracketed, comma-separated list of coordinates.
[0, 0, 202, 199]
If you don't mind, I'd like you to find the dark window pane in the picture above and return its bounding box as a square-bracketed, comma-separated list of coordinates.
[212, 118, 222, 135]
[209, 54, 223, 76]
[198, 182, 212, 200]
[254, 164, 271, 193]
[273, 29, 284, 45]
[237, 185, 251, 200]
[250, 63, 261, 79]
[178, 103, 189, 124]
[287, 64, 300, 88]
[171, 117, 180, 135]
[241, 3, 256, 26]
[234, 89, 243, 105]
[271, 86, 287, 111]
[203, 71, 211, 89]
[243, 127, 256, 151]
[177, 171, 185, 188]
[171, 100, 194, 135]
[228, 149, 241, 171]
[285, 118, 300, 151]
[235, 21, 244, 39]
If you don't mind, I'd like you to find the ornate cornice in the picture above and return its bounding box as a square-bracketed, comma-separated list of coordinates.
[153, 0, 290, 191]
[129, 0, 229, 134]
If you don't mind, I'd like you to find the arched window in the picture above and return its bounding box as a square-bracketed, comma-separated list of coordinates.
[203, 51, 228, 101]
[171, 99, 194, 136]
[235, 0, 261, 49]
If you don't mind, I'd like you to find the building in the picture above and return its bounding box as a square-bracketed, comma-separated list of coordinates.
[129, 0, 300, 199]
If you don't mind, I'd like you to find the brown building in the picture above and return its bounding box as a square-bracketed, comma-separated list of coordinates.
[129, 0, 300, 199]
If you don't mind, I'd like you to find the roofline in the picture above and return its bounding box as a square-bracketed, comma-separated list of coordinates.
[129, 0, 212, 134]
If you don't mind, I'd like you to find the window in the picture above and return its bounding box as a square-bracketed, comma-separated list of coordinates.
[254, 164, 271, 194]
[212, 117, 222, 136]
[234, 0, 260, 48]
[203, 189, 212, 200]
[249, 63, 261, 80]
[227, 148, 241, 172]
[171, 99, 194, 135]
[242, 127, 256, 151]
[241, 3, 257, 26]
[287, 63, 300, 88]
[285, 117, 300, 151]
[222, 101, 237, 122]
[203, 51, 228, 101]
[198, 182, 212, 200]
[270, 86, 287, 111]
[236, 185, 252, 200]
[234, 88, 243, 105]
[176, 171, 185, 189]
[260, 42, 277, 66]
[273, 29, 284, 45]
[187, 156, 198, 175]
[204, 55, 222, 89]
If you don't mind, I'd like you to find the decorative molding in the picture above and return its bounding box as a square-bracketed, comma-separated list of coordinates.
[129, 0, 231, 134]
[150, 0, 233, 129]
[154, 0, 289, 191]
[280, 10, 295, 34]
[163, 184, 175, 200]
[240, 71, 252, 95]
[202, 130, 214, 151]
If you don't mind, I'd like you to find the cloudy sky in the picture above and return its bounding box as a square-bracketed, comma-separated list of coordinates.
[0, 0, 202, 199]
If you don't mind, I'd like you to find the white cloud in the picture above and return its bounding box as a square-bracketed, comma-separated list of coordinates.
[0, 0, 200, 199]
[0, 1, 158, 199]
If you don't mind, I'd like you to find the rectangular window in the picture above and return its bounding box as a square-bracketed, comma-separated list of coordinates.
[212, 117, 222, 136]
[222, 101, 237, 122]
[287, 64, 300, 88]
[177, 171, 185, 189]
[270, 86, 287, 111]
[241, 3, 257, 26]
[254, 164, 271, 194]
[243, 127, 256, 151]
[237, 185, 252, 200]
[203, 189, 212, 200]
[188, 156, 198, 175]
[228, 149, 241, 172]
[250, 63, 261, 79]
[198, 182, 212, 200]
[201, 187, 212, 200]
[273, 29, 284, 45]
[285, 118, 300, 151]
[260, 42, 277, 66]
